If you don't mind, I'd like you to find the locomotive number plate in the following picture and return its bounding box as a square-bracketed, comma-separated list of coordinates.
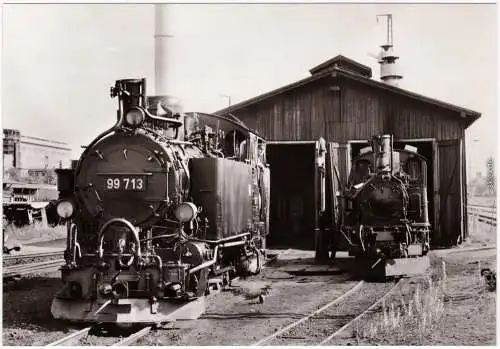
[104, 176, 146, 191]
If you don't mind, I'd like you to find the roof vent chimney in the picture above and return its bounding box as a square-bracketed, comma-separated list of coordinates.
[376, 14, 402, 87]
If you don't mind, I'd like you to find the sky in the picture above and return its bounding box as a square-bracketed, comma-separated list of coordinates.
[1, 3, 497, 177]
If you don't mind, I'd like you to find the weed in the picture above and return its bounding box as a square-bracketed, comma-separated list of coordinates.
[354, 276, 447, 345]
[4, 223, 65, 245]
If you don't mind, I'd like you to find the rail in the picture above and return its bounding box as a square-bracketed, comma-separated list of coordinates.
[3, 259, 64, 278]
[45, 325, 151, 346]
[3, 251, 64, 262]
[467, 204, 497, 227]
[252, 281, 365, 346]
[252, 279, 402, 346]
[319, 279, 403, 345]
[46, 326, 93, 346]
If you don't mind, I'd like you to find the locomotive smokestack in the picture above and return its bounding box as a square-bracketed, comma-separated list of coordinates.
[372, 135, 393, 174]
[154, 4, 173, 95]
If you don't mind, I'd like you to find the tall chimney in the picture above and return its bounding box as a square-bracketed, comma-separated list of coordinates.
[154, 4, 173, 95]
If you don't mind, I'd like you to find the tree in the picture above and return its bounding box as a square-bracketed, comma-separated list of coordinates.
[486, 156, 496, 197]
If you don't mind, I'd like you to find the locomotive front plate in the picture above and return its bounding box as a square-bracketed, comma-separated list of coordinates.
[102, 175, 147, 192]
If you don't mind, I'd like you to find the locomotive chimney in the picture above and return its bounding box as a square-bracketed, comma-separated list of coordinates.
[372, 134, 393, 174]
[154, 4, 173, 96]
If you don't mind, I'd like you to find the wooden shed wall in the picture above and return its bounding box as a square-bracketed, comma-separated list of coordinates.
[339, 78, 465, 141]
[234, 79, 339, 141]
[235, 76, 466, 143]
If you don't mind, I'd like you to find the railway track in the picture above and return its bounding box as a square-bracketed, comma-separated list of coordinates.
[3, 251, 65, 266]
[45, 324, 152, 346]
[4, 247, 281, 280]
[252, 278, 403, 346]
[3, 258, 64, 279]
[3, 251, 64, 262]
[467, 204, 497, 227]
[437, 245, 496, 255]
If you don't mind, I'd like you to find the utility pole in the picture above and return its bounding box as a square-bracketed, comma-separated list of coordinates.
[220, 93, 231, 109]
[468, 139, 479, 194]
[376, 14, 393, 46]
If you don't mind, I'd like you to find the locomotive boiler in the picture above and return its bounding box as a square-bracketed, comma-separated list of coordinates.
[51, 78, 270, 323]
[337, 135, 430, 277]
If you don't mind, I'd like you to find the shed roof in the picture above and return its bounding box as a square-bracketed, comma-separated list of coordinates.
[214, 56, 481, 128]
[309, 55, 372, 78]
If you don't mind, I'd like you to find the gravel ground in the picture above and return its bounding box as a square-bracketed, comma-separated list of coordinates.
[4, 244, 494, 346]
[3, 251, 359, 346]
[135, 259, 359, 346]
[267, 280, 399, 346]
[77, 325, 146, 346]
[2, 271, 87, 346]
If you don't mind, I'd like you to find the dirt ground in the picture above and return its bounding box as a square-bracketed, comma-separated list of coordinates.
[2, 223, 496, 346]
[330, 248, 496, 346]
[2, 272, 77, 346]
[2, 250, 359, 346]
[334, 220, 497, 346]
[137, 252, 359, 346]
[424, 250, 496, 345]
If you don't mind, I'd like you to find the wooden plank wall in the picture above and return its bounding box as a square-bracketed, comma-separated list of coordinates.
[340, 79, 463, 141]
[234, 80, 340, 142]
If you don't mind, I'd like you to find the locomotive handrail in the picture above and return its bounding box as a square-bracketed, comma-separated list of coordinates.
[143, 107, 183, 127]
[189, 232, 251, 245]
[97, 218, 142, 260]
[188, 245, 219, 274]
[69, 222, 82, 265]
[75, 113, 124, 177]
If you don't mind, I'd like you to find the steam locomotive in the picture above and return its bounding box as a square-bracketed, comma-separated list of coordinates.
[336, 135, 431, 277]
[51, 78, 270, 323]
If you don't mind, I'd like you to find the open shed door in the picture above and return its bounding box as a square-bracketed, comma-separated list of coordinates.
[327, 143, 344, 228]
[437, 139, 463, 246]
[327, 142, 349, 251]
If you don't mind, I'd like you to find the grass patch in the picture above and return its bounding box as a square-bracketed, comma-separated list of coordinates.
[4, 223, 66, 246]
[353, 275, 447, 345]
[348, 253, 496, 346]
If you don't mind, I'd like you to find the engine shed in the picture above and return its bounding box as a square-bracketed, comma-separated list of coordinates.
[214, 55, 481, 251]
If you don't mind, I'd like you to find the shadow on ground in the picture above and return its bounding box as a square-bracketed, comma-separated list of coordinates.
[3, 275, 80, 332]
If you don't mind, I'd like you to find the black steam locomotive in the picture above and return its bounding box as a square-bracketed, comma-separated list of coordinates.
[51, 79, 269, 323]
[336, 135, 430, 277]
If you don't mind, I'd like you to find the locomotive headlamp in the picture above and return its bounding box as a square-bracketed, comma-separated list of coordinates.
[174, 202, 198, 222]
[56, 200, 74, 218]
[125, 108, 145, 127]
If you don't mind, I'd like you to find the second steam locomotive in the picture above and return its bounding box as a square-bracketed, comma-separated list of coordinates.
[51, 78, 269, 323]
[335, 134, 431, 277]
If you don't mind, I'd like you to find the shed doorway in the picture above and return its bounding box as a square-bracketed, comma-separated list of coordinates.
[266, 142, 318, 250]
